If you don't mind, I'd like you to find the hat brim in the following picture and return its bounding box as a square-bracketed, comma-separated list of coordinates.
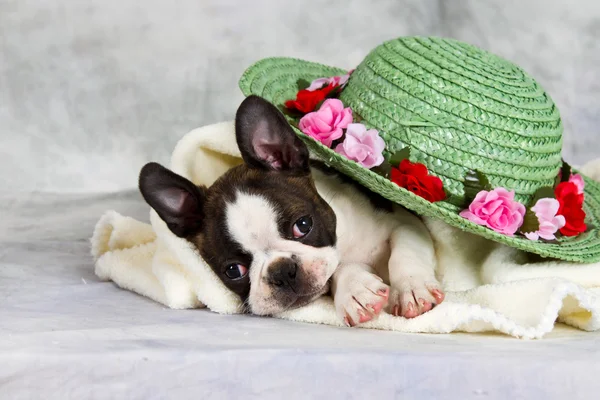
[239, 57, 600, 263]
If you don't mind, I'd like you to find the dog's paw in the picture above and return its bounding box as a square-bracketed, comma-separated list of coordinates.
[334, 270, 389, 327]
[388, 277, 444, 318]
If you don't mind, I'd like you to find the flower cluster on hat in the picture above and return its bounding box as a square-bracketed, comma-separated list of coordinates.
[523, 198, 566, 241]
[285, 71, 448, 202]
[555, 180, 587, 236]
[297, 100, 387, 169]
[287, 71, 386, 169]
[390, 159, 446, 203]
[334, 123, 385, 169]
[460, 188, 526, 236]
[285, 71, 353, 114]
[460, 163, 588, 241]
[298, 99, 352, 147]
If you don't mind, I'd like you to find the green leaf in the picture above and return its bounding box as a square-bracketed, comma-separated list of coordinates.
[278, 104, 304, 119]
[297, 79, 311, 91]
[520, 208, 541, 234]
[528, 186, 556, 208]
[388, 147, 411, 166]
[314, 99, 326, 111]
[554, 172, 561, 188]
[560, 160, 572, 183]
[519, 185, 557, 237]
[324, 85, 343, 99]
[372, 160, 392, 179]
[463, 170, 492, 205]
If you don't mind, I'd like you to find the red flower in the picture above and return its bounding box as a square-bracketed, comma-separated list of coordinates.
[554, 181, 587, 236]
[390, 159, 446, 202]
[285, 84, 336, 114]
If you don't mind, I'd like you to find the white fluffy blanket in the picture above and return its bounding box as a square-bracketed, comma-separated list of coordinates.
[91, 121, 600, 339]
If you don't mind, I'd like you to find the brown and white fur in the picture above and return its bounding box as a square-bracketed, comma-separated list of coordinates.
[138, 95, 444, 326]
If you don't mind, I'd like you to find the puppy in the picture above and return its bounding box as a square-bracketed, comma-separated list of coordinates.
[138, 95, 444, 325]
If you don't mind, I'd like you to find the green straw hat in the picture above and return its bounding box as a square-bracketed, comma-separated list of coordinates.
[239, 36, 600, 263]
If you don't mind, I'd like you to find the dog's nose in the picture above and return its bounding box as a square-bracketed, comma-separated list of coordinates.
[267, 258, 298, 289]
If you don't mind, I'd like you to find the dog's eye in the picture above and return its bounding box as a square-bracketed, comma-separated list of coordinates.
[224, 264, 248, 280]
[292, 216, 313, 238]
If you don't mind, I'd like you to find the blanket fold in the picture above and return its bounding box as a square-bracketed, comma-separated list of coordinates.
[91, 121, 600, 339]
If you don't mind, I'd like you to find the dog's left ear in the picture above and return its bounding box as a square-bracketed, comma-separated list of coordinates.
[138, 162, 207, 238]
[235, 95, 309, 173]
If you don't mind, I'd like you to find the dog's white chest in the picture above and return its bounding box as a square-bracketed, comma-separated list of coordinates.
[314, 170, 397, 274]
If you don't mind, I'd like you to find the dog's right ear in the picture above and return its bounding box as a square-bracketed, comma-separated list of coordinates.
[235, 95, 309, 174]
[138, 162, 207, 238]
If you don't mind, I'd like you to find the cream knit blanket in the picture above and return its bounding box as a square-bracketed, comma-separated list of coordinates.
[91, 121, 600, 339]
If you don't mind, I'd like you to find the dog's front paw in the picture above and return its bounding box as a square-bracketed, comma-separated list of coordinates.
[334, 269, 389, 327]
[388, 278, 444, 318]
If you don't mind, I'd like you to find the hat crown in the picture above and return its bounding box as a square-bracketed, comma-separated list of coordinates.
[338, 36, 563, 207]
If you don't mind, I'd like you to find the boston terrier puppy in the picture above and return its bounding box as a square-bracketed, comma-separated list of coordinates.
[138, 95, 444, 326]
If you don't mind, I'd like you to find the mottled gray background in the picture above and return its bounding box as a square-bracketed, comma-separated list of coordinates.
[1, 0, 599, 192]
[2, 2, 600, 397]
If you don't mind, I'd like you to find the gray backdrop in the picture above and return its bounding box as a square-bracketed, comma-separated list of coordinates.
[2, 2, 600, 397]
[1, 0, 599, 192]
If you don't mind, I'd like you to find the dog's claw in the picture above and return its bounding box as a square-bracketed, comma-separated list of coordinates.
[404, 302, 418, 318]
[335, 269, 390, 327]
[358, 309, 372, 323]
[388, 278, 445, 319]
[431, 289, 445, 303]
[419, 298, 433, 313]
[344, 315, 355, 327]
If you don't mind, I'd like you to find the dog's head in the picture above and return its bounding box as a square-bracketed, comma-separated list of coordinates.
[138, 96, 339, 315]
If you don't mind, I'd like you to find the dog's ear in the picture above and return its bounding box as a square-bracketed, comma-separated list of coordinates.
[235, 95, 309, 173]
[138, 162, 207, 238]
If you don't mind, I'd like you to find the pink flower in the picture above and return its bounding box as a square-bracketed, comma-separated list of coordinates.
[569, 173, 585, 194]
[307, 72, 351, 91]
[307, 77, 332, 91]
[298, 99, 353, 147]
[459, 188, 526, 236]
[334, 123, 385, 168]
[523, 198, 566, 241]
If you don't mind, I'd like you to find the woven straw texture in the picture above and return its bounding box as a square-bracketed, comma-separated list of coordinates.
[239, 36, 600, 263]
